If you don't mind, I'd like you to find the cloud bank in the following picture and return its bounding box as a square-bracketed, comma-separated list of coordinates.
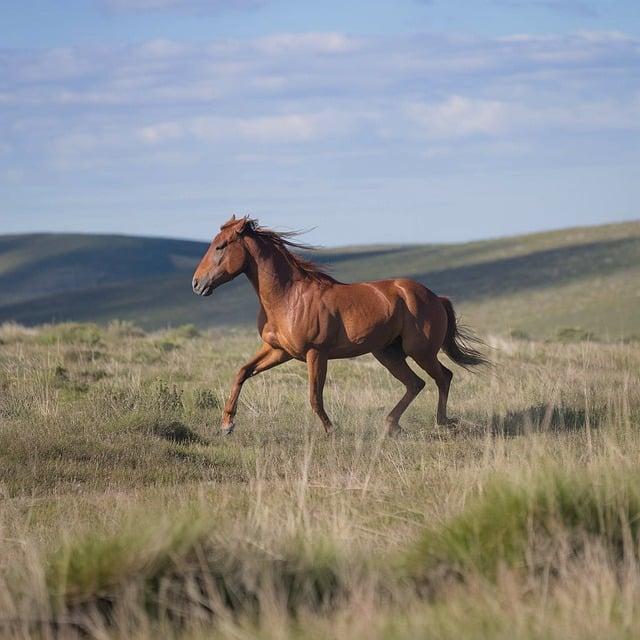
[1, 29, 638, 241]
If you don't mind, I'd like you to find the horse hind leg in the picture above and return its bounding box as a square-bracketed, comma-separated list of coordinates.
[408, 349, 453, 426]
[373, 342, 425, 435]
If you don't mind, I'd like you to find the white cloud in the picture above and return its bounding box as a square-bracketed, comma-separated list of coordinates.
[138, 111, 354, 144]
[406, 94, 640, 140]
[234, 114, 322, 141]
[136, 38, 191, 58]
[2, 29, 638, 176]
[406, 96, 508, 138]
[254, 32, 359, 55]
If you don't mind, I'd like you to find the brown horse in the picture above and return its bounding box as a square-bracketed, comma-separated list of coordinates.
[192, 215, 487, 435]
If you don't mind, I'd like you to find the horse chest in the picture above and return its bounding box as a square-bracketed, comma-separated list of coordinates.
[259, 291, 333, 358]
[260, 324, 280, 348]
[259, 322, 293, 351]
[260, 317, 321, 359]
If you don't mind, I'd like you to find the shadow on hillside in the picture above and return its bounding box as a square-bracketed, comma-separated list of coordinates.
[1, 234, 637, 328]
[311, 247, 405, 266]
[412, 237, 639, 301]
[488, 403, 601, 437]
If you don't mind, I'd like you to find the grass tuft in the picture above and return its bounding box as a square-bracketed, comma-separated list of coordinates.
[38, 322, 103, 346]
[407, 466, 640, 581]
[47, 508, 214, 609]
[556, 326, 598, 342]
[46, 508, 346, 625]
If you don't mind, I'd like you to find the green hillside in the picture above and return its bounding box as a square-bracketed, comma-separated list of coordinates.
[0, 221, 638, 339]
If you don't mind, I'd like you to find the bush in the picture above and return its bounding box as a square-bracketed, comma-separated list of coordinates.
[509, 329, 530, 341]
[193, 387, 219, 410]
[38, 323, 103, 346]
[47, 508, 213, 609]
[152, 379, 184, 414]
[51, 364, 90, 395]
[46, 508, 345, 621]
[107, 320, 146, 338]
[556, 327, 598, 343]
[155, 338, 180, 353]
[407, 466, 640, 581]
[169, 324, 201, 340]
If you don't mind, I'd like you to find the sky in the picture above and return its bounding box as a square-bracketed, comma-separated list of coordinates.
[0, 0, 639, 246]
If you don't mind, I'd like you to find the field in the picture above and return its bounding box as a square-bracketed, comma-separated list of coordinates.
[1, 220, 639, 339]
[1, 321, 639, 639]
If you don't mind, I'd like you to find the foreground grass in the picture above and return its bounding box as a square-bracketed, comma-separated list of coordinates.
[0, 321, 639, 638]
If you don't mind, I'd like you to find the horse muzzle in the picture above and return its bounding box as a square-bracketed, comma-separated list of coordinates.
[192, 277, 213, 297]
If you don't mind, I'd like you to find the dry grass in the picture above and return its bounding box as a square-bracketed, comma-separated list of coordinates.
[0, 322, 639, 638]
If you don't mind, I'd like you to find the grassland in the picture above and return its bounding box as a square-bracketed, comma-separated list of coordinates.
[1, 320, 639, 638]
[1, 220, 639, 339]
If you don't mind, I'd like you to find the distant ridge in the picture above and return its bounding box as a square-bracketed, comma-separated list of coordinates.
[0, 221, 638, 339]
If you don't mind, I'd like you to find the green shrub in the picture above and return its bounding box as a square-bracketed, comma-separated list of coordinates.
[169, 324, 201, 340]
[193, 387, 219, 410]
[556, 327, 598, 343]
[156, 338, 180, 353]
[46, 508, 345, 620]
[407, 466, 640, 581]
[63, 348, 105, 363]
[51, 364, 89, 396]
[107, 320, 146, 338]
[47, 508, 213, 608]
[90, 382, 140, 413]
[509, 329, 530, 341]
[38, 323, 103, 346]
[152, 379, 184, 414]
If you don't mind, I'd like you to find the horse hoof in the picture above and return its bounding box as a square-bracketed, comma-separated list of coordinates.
[386, 423, 405, 437]
[221, 422, 235, 436]
[385, 418, 403, 436]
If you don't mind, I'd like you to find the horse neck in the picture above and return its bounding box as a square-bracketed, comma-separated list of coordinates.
[243, 236, 301, 311]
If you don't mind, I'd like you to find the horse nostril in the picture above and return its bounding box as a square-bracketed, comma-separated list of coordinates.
[192, 277, 199, 291]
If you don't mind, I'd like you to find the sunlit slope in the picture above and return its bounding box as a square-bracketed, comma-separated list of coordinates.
[0, 221, 638, 338]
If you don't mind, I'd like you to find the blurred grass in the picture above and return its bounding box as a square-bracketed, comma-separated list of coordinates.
[407, 465, 640, 580]
[0, 322, 639, 638]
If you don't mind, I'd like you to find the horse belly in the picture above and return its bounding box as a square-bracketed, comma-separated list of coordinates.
[327, 285, 399, 357]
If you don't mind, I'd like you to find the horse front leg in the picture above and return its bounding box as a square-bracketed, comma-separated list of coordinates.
[306, 349, 333, 435]
[221, 343, 291, 435]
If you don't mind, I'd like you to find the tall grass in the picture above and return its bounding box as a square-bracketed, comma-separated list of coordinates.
[0, 322, 639, 638]
[408, 465, 640, 580]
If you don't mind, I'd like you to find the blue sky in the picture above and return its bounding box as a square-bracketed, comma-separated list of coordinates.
[0, 0, 639, 245]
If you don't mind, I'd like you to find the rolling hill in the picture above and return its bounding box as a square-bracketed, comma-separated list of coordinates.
[0, 221, 638, 339]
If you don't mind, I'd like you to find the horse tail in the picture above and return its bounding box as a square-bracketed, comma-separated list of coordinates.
[439, 296, 489, 370]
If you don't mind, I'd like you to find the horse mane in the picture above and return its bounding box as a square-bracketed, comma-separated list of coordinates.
[239, 217, 338, 284]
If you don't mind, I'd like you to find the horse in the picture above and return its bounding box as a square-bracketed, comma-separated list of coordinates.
[192, 215, 488, 436]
